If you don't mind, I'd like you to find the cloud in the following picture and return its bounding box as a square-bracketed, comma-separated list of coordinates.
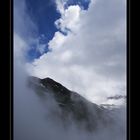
[14, 0, 38, 41]
[26, 0, 126, 105]
[55, 5, 81, 33]
[55, 0, 66, 14]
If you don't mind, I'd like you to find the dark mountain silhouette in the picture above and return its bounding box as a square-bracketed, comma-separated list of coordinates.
[27, 76, 119, 131]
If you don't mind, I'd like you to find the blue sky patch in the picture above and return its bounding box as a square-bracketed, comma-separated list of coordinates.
[64, 0, 90, 10]
[25, 0, 90, 61]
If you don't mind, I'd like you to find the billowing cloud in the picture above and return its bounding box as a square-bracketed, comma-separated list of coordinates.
[55, 5, 81, 33]
[26, 0, 126, 105]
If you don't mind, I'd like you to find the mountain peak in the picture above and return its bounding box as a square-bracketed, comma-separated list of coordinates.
[40, 77, 71, 103]
[27, 76, 118, 131]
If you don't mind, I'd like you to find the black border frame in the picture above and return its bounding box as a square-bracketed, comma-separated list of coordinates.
[1, 0, 132, 139]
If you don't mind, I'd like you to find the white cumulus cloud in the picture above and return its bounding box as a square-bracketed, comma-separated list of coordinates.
[55, 5, 81, 33]
[26, 0, 126, 105]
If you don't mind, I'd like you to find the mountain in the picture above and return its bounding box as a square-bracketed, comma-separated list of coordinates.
[27, 76, 120, 132]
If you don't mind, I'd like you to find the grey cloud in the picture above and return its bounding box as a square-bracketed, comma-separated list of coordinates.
[14, 0, 38, 41]
[25, 0, 126, 104]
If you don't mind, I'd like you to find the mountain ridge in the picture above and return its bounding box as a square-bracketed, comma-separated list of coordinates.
[27, 76, 121, 131]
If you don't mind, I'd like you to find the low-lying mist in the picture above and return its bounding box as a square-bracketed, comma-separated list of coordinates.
[14, 62, 126, 140]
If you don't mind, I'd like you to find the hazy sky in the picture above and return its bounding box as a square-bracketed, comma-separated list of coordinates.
[14, 0, 126, 105]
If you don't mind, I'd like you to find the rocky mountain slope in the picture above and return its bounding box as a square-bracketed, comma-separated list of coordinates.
[27, 76, 123, 132]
